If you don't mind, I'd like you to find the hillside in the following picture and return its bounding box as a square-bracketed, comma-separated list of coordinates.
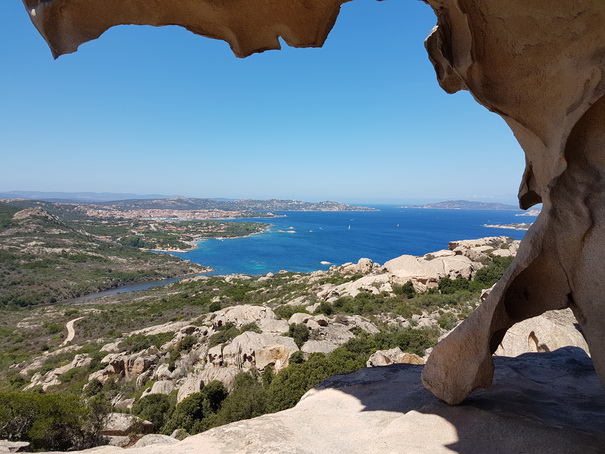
[0, 236, 525, 451]
[96, 197, 377, 212]
[0, 205, 207, 307]
[418, 200, 518, 210]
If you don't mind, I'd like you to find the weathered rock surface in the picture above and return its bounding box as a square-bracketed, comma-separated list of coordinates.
[101, 413, 153, 437]
[131, 434, 178, 448]
[0, 440, 30, 453]
[219, 331, 298, 372]
[495, 308, 589, 358]
[39, 348, 605, 454]
[421, 1, 605, 404]
[367, 348, 424, 367]
[23, 0, 347, 59]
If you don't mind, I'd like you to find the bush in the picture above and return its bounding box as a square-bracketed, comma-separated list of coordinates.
[288, 323, 310, 348]
[438, 276, 470, 294]
[289, 351, 305, 364]
[119, 332, 173, 353]
[437, 312, 458, 331]
[315, 301, 333, 316]
[0, 392, 108, 451]
[208, 323, 241, 348]
[161, 381, 227, 434]
[393, 280, 416, 298]
[132, 394, 174, 430]
[177, 335, 197, 353]
[274, 305, 308, 320]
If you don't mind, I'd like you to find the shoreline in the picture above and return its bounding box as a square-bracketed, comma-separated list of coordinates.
[484, 223, 532, 231]
[147, 224, 273, 253]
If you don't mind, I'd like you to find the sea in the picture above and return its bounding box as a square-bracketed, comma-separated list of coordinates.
[168, 206, 531, 276]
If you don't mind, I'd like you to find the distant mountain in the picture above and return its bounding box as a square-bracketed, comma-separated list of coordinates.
[0, 191, 176, 203]
[97, 197, 377, 212]
[417, 200, 518, 210]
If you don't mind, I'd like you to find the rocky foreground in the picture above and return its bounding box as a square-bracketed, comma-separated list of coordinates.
[35, 347, 604, 454]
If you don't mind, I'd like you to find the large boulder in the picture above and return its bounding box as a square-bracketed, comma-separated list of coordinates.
[101, 413, 153, 437]
[220, 332, 298, 372]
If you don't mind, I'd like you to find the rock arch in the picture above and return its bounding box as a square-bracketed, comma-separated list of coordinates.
[22, 0, 605, 404]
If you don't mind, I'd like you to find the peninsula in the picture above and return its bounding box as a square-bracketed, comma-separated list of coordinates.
[415, 200, 518, 210]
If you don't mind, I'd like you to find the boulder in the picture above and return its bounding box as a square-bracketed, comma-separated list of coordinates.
[212, 305, 277, 329]
[221, 332, 298, 372]
[383, 254, 476, 282]
[101, 413, 153, 437]
[367, 348, 424, 367]
[132, 434, 178, 448]
[142, 380, 175, 397]
[177, 367, 240, 403]
[495, 309, 589, 357]
[0, 440, 30, 452]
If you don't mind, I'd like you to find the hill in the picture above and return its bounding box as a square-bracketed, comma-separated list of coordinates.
[418, 200, 518, 210]
[0, 204, 207, 307]
[97, 197, 377, 212]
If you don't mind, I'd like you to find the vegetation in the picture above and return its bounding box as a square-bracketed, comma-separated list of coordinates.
[0, 204, 206, 308]
[0, 392, 109, 451]
[0, 220, 516, 449]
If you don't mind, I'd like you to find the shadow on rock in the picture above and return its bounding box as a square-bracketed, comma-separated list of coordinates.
[313, 347, 605, 453]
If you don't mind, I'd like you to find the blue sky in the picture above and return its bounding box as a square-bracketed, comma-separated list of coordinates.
[0, 0, 524, 205]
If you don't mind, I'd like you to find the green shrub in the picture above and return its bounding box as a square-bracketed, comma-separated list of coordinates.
[0, 392, 108, 451]
[119, 332, 173, 353]
[274, 305, 308, 320]
[437, 312, 458, 331]
[177, 335, 197, 353]
[289, 351, 305, 364]
[132, 394, 174, 430]
[393, 280, 416, 298]
[438, 276, 470, 294]
[315, 301, 333, 316]
[288, 323, 310, 348]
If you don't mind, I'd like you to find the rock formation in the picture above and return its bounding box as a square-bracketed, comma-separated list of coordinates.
[21, 0, 605, 405]
[420, 0, 605, 404]
[33, 348, 605, 454]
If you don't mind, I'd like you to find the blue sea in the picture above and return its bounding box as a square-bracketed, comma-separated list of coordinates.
[169, 206, 529, 276]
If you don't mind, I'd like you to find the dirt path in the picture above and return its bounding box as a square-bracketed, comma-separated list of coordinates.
[60, 316, 85, 347]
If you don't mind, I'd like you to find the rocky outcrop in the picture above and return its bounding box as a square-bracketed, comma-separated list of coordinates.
[219, 331, 298, 372]
[23, 0, 347, 59]
[367, 348, 424, 367]
[37, 348, 605, 454]
[25, 353, 91, 391]
[131, 434, 178, 448]
[421, 1, 605, 404]
[89, 349, 157, 383]
[0, 440, 30, 452]
[101, 413, 153, 437]
[212, 305, 288, 334]
[316, 237, 517, 298]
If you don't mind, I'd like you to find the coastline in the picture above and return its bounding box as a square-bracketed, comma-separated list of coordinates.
[148, 224, 272, 253]
[484, 223, 532, 231]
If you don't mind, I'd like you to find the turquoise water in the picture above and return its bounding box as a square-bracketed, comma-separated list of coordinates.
[168, 206, 530, 276]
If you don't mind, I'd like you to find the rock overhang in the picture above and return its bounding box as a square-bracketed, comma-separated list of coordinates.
[21, 0, 605, 405]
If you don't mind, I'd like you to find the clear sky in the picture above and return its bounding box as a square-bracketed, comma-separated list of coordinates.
[0, 0, 525, 205]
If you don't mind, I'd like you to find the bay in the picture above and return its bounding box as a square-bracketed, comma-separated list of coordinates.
[168, 206, 530, 276]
